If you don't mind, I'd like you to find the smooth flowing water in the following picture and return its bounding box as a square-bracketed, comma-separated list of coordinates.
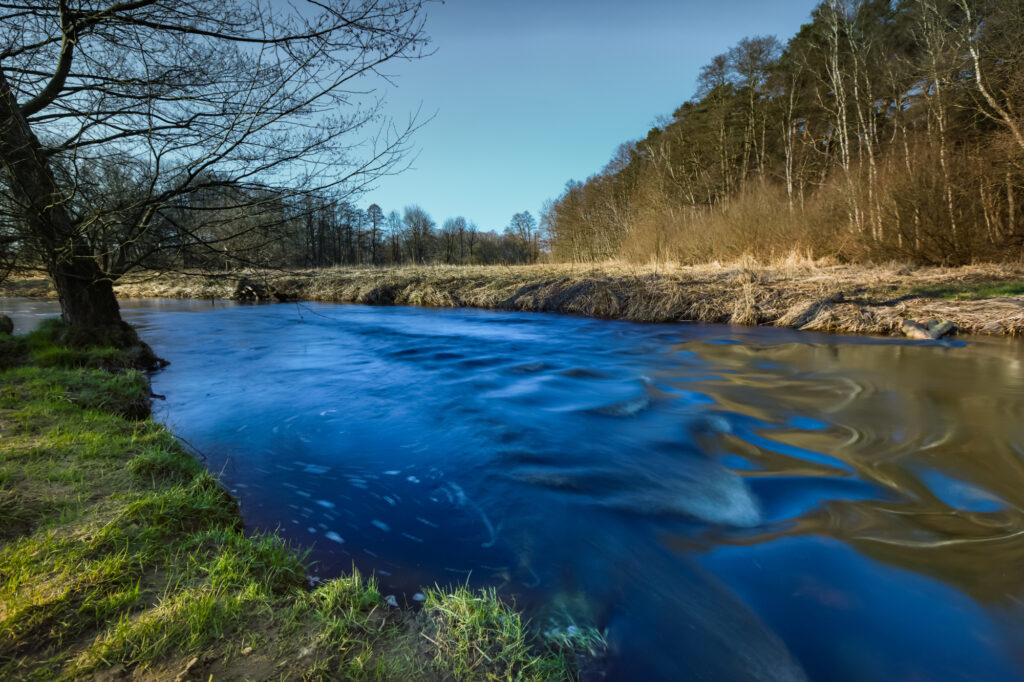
[5, 298, 1024, 681]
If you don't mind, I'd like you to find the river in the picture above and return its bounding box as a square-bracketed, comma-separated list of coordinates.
[4, 297, 1024, 681]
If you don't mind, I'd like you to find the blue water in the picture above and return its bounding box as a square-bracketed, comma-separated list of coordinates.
[5, 298, 1024, 681]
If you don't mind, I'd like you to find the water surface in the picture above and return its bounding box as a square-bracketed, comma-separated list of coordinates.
[5, 298, 1024, 681]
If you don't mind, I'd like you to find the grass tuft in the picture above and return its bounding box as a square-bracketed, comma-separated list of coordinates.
[423, 585, 569, 681]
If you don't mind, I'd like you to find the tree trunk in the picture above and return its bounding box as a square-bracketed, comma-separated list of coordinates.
[0, 69, 122, 328]
[51, 270, 123, 328]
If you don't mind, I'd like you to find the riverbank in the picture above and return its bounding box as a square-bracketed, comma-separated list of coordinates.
[8, 260, 1023, 336]
[4, 261, 1024, 337]
[0, 322, 591, 680]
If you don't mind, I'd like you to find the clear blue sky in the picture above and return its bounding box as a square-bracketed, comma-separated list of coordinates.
[362, 0, 821, 232]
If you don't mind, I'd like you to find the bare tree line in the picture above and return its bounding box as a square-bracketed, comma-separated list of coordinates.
[128, 191, 544, 270]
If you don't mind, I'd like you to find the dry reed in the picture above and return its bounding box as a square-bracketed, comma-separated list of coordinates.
[6, 259, 1024, 336]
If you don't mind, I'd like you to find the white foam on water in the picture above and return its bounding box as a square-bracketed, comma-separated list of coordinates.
[595, 396, 650, 417]
[679, 466, 762, 527]
[430, 487, 455, 504]
[709, 415, 732, 433]
[448, 482, 499, 547]
[613, 462, 761, 527]
[448, 482, 468, 506]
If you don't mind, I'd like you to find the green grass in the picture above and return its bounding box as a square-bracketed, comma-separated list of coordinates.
[0, 318, 156, 371]
[0, 322, 585, 680]
[910, 280, 1024, 301]
[423, 585, 598, 679]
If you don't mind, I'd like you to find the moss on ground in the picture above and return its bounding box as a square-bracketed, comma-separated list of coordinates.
[0, 322, 585, 680]
[907, 280, 1024, 301]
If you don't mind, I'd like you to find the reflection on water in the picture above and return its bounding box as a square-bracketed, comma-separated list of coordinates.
[5, 298, 1024, 681]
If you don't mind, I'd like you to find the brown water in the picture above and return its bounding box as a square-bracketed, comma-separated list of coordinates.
[4, 297, 1024, 681]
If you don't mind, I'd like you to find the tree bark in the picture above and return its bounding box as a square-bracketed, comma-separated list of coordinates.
[0, 69, 122, 328]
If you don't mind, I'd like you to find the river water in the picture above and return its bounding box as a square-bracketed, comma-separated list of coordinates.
[5, 298, 1024, 681]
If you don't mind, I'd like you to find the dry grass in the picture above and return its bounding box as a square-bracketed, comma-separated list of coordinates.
[8, 258, 1024, 336]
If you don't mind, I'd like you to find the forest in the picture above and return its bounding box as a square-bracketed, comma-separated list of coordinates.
[543, 0, 1024, 266]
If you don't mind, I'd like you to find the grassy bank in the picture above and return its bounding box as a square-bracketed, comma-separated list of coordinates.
[95, 260, 1024, 336]
[0, 322, 591, 680]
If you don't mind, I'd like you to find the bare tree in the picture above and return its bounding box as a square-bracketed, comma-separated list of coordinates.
[957, 0, 1024, 155]
[505, 210, 538, 263]
[728, 35, 781, 181]
[402, 204, 433, 263]
[439, 215, 466, 264]
[386, 209, 403, 264]
[366, 203, 384, 265]
[0, 0, 432, 329]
